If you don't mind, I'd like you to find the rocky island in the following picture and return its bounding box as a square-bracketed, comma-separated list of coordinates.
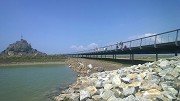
[0, 37, 46, 56]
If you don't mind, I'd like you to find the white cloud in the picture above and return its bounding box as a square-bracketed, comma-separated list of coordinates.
[70, 43, 98, 51]
[128, 33, 156, 40]
[87, 43, 98, 49]
[70, 45, 86, 51]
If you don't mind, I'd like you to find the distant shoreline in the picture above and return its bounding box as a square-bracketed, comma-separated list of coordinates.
[0, 61, 66, 67]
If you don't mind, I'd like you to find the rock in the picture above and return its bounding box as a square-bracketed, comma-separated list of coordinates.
[100, 90, 114, 100]
[127, 73, 138, 79]
[85, 86, 97, 96]
[87, 64, 93, 69]
[97, 67, 104, 72]
[87, 69, 91, 74]
[112, 75, 121, 87]
[118, 82, 129, 90]
[136, 97, 152, 101]
[107, 94, 120, 101]
[95, 80, 103, 89]
[86, 99, 93, 101]
[104, 84, 113, 90]
[113, 89, 123, 98]
[92, 95, 102, 101]
[160, 81, 173, 91]
[54, 56, 180, 101]
[123, 95, 139, 101]
[162, 91, 176, 100]
[158, 60, 169, 67]
[164, 74, 174, 81]
[117, 69, 128, 77]
[153, 67, 162, 73]
[168, 87, 178, 95]
[89, 77, 98, 84]
[173, 78, 180, 90]
[54, 94, 71, 101]
[103, 79, 112, 84]
[121, 77, 131, 84]
[143, 89, 161, 99]
[139, 72, 147, 79]
[123, 87, 136, 96]
[80, 78, 89, 89]
[96, 88, 104, 95]
[168, 66, 180, 77]
[177, 89, 180, 101]
[69, 93, 79, 101]
[80, 90, 90, 101]
[128, 82, 141, 88]
[158, 68, 173, 77]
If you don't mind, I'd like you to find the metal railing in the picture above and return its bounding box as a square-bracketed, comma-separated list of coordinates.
[72, 29, 180, 55]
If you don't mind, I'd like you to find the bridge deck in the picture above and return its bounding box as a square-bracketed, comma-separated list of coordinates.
[68, 29, 180, 60]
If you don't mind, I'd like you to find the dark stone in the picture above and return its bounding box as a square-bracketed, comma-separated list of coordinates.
[97, 67, 104, 72]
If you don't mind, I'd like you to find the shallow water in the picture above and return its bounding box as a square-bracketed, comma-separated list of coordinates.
[0, 64, 77, 101]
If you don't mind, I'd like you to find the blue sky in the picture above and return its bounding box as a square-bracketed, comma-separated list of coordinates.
[0, 0, 180, 54]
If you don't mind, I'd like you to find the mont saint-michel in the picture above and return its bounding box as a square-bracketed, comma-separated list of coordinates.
[1, 37, 46, 56]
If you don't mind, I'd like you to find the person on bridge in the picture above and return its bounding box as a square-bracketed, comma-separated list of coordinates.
[104, 47, 107, 51]
[120, 41, 123, 49]
[116, 42, 119, 50]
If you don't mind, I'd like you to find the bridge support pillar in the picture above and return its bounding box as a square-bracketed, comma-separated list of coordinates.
[175, 52, 178, 56]
[115, 54, 116, 59]
[132, 54, 134, 60]
[113, 54, 114, 59]
[130, 54, 134, 60]
[156, 54, 158, 61]
[105, 55, 106, 58]
[101, 55, 102, 58]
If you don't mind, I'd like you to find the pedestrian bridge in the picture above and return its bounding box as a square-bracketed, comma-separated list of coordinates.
[68, 29, 180, 60]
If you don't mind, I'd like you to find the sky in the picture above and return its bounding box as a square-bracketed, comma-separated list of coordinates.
[0, 0, 180, 54]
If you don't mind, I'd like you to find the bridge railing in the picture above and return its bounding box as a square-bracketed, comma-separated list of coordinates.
[73, 29, 180, 55]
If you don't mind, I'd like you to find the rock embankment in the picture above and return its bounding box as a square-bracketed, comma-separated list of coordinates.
[66, 58, 121, 76]
[54, 57, 180, 101]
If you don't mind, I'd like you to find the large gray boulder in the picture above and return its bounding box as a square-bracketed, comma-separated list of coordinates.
[80, 90, 90, 101]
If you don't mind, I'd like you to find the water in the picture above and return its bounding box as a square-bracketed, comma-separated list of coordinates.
[0, 64, 77, 101]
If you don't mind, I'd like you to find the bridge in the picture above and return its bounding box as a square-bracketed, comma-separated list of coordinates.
[68, 29, 180, 61]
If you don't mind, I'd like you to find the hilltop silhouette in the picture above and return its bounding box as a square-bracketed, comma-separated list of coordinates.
[1, 38, 46, 56]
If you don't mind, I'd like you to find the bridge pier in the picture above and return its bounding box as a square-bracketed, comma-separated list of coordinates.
[175, 52, 178, 56]
[113, 54, 115, 59]
[130, 54, 134, 60]
[105, 55, 106, 58]
[112, 54, 117, 59]
[156, 54, 158, 61]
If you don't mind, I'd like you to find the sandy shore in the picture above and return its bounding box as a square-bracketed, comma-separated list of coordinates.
[0, 61, 66, 67]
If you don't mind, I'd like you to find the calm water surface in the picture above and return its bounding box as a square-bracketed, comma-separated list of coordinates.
[0, 64, 77, 101]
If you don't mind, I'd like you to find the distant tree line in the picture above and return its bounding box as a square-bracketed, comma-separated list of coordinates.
[0, 55, 67, 63]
